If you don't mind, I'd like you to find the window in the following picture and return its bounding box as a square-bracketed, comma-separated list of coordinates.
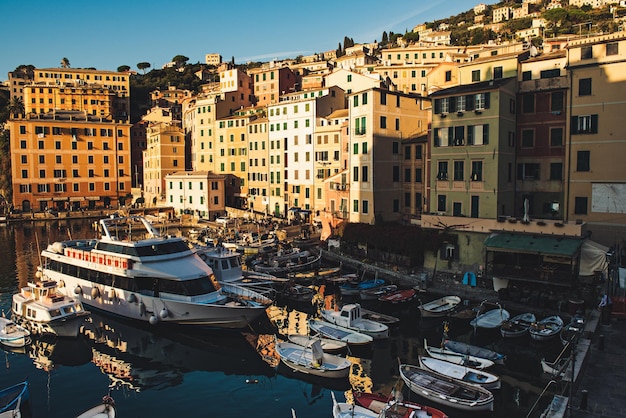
[521, 129, 534, 148]
[362, 166, 368, 182]
[353, 95, 359, 107]
[415, 168, 422, 183]
[393, 199, 399, 212]
[380, 91, 386, 105]
[404, 146, 411, 160]
[574, 197, 588, 215]
[392, 142, 399, 154]
[550, 128, 563, 147]
[579, 78, 592, 96]
[437, 161, 448, 180]
[353, 166, 359, 182]
[353, 199, 359, 212]
[404, 168, 411, 182]
[395, 118, 400, 131]
[522, 71, 531, 81]
[471, 70, 480, 82]
[471, 161, 483, 181]
[571, 115, 598, 134]
[453, 161, 464, 181]
[362, 200, 369, 214]
[405, 192, 411, 207]
[474, 93, 489, 110]
[517, 163, 540, 180]
[577, 150, 590, 172]
[437, 195, 446, 212]
[493, 66, 503, 79]
[581, 46, 592, 60]
[362, 92, 367, 105]
[550, 163, 563, 181]
[551, 91, 564, 112]
[540, 69, 560, 79]
[392, 166, 400, 182]
[380, 116, 387, 129]
[467, 124, 488, 145]
[607, 42, 618, 56]
[522, 94, 535, 113]
[445, 70, 451, 82]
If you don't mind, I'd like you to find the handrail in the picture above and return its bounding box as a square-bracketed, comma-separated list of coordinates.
[526, 379, 558, 418]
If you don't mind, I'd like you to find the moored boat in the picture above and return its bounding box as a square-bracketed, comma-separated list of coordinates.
[359, 308, 400, 326]
[470, 305, 510, 330]
[423, 339, 494, 369]
[40, 215, 267, 329]
[332, 392, 378, 418]
[340, 278, 385, 297]
[0, 380, 29, 417]
[352, 390, 449, 418]
[275, 337, 351, 379]
[418, 295, 461, 318]
[0, 317, 31, 348]
[287, 334, 347, 352]
[530, 315, 564, 342]
[378, 288, 418, 304]
[500, 312, 536, 338]
[399, 363, 494, 412]
[12, 276, 90, 337]
[360, 284, 397, 301]
[76, 395, 116, 418]
[442, 339, 506, 365]
[321, 304, 389, 339]
[418, 355, 501, 390]
[308, 319, 373, 346]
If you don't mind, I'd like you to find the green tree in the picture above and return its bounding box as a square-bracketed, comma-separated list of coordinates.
[137, 62, 151, 74]
[172, 55, 189, 68]
[117, 65, 131, 72]
[382, 31, 388, 45]
[60, 57, 70, 68]
[7, 97, 24, 118]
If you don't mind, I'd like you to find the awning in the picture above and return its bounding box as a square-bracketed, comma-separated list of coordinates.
[484, 233, 583, 257]
[86, 197, 100, 201]
[36, 198, 51, 201]
[53, 197, 67, 201]
[69, 197, 85, 202]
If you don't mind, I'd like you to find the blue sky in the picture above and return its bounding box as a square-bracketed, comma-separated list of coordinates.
[0, 0, 478, 79]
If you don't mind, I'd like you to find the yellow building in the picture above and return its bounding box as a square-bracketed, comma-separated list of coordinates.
[143, 121, 185, 206]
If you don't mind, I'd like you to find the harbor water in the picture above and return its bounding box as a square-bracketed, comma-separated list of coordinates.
[0, 218, 566, 417]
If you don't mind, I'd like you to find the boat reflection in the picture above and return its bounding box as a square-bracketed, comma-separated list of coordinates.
[80, 311, 274, 392]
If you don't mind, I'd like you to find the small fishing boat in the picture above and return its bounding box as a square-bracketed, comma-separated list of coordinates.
[442, 339, 506, 365]
[360, 284, 397, 301]
[470, 305, 510, 330]
[423, 339, 494, 369]
[530, 315, 564, 342]
[275, 337, 352, 379]
[321, 304, 389, 339]
[285, 285, 316, 303]
[308, 319, 373, 346]
[352, 390, 449, 418]
[0, 380, 29, 417]
[76, 395, 116, 418]
[418, 295, 461, 318]
[0, 317, 31, 348]
[332, 392, 378, 418]
[500, 312, 536, 338]
[340, 278, 385, 297]
[288, 334, 347, 353]
[560, 314, 585, 346]
[418, 355, 501, 390]
[399, 363, 494, 412]
[12, 276, 90, 337]
[359, 308, 400, 326]
[378, 288, 418, 304]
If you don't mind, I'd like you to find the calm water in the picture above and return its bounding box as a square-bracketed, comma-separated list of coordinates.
[0, 219, 566, 417]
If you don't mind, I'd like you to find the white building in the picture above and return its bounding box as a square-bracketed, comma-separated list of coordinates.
[165, 171, 225, 218]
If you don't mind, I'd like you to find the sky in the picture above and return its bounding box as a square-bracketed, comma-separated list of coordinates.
[0, 0, 478, 80]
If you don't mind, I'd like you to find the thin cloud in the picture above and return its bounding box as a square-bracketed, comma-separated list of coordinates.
[359, 2, 445, 40]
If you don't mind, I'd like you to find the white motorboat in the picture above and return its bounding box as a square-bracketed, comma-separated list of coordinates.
[12, 276, 90, 337]
[308, 319, 373, 346]
[320, 304, 389, 339]
[287, 334, 347, 352]
[40, 215, 267, 329]
[442, 339, 506, 365]
[76, 395, 116, 418]
[399, 363, 494, 412]
[418, 295, 461, 318]
[274, 337, 351, 379]
[0, 317, 30, 348]
[418, 355, 501, 390]
[423, 339, 494, 369]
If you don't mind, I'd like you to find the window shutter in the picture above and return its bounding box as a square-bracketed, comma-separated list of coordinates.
[448, 127, 454, 146]
[571, 116, 579, 134]
[591, 114, 598, 133]
[434, 99, 441, 114]
[449, 97, 456, 111]
[484, 92, 490, 109]
[466, 95, 474, 110]
[483, 124, 489, 144]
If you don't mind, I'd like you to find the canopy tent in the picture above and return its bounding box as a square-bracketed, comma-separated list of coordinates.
[579, 240, 609, 277]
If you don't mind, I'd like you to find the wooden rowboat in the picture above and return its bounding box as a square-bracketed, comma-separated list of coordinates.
[419, 295, 461, 318]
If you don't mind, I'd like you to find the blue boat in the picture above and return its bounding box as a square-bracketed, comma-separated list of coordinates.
[0, 380, 29, 416]
[340, 278, 385, 297]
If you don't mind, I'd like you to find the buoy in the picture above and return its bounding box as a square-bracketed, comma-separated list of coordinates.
[91, 287, 100, 299]
[74, 285, 82, 295]
[149, 315, 159, 325]
[128, 293, 137, 303]
[159, 308, 169, 319]
[35, 271, 42, 279]
[108, 289, 117, 300]
[139, 301, 146, 316]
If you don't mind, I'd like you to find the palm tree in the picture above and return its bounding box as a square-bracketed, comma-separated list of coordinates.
[7, 97, 24, 118]
[60, 57, 70, 68]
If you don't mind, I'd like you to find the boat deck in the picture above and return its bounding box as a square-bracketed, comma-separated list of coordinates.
[402, 367, 484, 401]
